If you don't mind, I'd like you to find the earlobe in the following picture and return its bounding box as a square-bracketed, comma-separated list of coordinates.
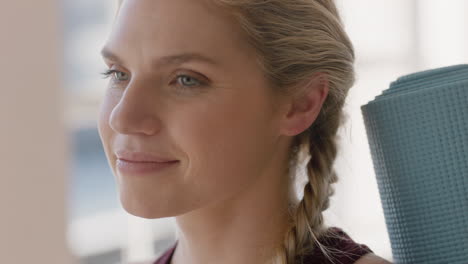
[281, 72, 329, 136]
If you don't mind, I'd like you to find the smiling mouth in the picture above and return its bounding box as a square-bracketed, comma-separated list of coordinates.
[116, 158, 179, 175]
[115, 150, 179, 163]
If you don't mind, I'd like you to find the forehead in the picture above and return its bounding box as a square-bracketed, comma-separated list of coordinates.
[105, 0, 251, 67]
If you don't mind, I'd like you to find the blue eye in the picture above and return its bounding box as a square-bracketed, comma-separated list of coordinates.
[176, 75, 202, 87]
[99, 69, 207, 90]
[100, 69, 130, 81]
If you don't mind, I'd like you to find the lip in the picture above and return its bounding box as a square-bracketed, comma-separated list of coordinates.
[116, 158, 179, 175]
[115, 150, 178, 163]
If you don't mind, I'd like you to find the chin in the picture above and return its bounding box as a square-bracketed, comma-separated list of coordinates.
[119, 194, 165, 219]
[119, 192, 191, 219]
[124, 207, 165, 219]
[121, 201, 173, 219]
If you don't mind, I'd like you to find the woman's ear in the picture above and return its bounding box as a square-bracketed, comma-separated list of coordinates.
[279, 72, 329, 136]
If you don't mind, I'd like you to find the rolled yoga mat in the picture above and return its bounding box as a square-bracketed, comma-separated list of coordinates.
[360, 64, 468, 264]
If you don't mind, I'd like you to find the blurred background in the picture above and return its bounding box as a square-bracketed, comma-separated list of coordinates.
[1, 0, 467, 263]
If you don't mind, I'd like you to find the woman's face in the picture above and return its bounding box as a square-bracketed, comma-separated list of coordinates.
[98, 0, 286, 218]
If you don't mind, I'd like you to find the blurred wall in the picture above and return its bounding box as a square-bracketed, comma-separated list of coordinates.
[0, 1, 77, 263]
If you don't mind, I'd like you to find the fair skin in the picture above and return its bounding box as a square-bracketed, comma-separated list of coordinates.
[98, 0, 391, 263]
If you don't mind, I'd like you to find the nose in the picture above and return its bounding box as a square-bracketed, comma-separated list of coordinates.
[108, 79, 162, 136]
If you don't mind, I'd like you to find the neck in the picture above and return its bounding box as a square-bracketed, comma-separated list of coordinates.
[171, 140, 299, 264]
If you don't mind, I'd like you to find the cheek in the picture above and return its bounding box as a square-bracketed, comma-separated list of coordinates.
[173, 96, 275, 200]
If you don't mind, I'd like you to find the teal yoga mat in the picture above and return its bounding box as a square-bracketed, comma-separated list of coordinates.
[360, 64, 468, 264]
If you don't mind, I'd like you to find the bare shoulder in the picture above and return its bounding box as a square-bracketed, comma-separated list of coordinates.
[354, 253, 393, 264]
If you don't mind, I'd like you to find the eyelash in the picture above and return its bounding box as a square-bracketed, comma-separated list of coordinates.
[99, 69, 206, 89]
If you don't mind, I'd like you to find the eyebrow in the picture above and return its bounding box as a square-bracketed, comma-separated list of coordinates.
[100, 47, 220, 68]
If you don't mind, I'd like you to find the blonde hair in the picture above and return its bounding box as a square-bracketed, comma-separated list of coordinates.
[116, 0, 355, 263]
[209, 0, 355, 263]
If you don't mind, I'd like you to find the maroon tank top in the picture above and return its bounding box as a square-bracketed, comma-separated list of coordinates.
[153, 226, 374, 264]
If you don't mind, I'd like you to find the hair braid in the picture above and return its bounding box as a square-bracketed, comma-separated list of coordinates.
[269, 96, 347, 263]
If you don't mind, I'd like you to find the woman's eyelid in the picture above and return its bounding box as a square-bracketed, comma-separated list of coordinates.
[103, 66, 211, 85]
[176, 69, 210, 84]
[105, 69, 129, 80]
[103, 58, 211, 79]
